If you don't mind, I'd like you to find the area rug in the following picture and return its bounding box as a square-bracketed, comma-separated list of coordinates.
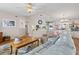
[0, 46, 33, 55]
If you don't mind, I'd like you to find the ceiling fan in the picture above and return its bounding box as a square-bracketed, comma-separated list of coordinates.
[26, 3, 32, 13]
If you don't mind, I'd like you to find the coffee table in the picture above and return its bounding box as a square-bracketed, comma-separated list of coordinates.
[9, 37, 39, 55]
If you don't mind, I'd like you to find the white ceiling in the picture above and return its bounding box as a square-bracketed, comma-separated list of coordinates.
[0, 3, 79, 17]
[0, 3, 41, 16]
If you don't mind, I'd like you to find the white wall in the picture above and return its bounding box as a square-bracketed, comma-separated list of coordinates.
[26, 12, 76, 37]
[27, 13, 55, 37]
[0, 12, 28, 39]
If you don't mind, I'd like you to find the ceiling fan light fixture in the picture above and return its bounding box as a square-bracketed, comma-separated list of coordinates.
[27, 8, 32, 13]
[27, 3, 32, 13]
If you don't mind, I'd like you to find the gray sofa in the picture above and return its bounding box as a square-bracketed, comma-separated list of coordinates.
[25, 30, 76, 55]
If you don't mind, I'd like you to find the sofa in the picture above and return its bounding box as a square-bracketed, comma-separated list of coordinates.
[25, 29, 76, 55]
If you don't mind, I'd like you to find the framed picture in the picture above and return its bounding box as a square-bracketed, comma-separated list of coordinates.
[3, 20, 16, 27]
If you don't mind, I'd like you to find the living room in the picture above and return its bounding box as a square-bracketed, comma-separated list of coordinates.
[0, 3, 79, 55]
